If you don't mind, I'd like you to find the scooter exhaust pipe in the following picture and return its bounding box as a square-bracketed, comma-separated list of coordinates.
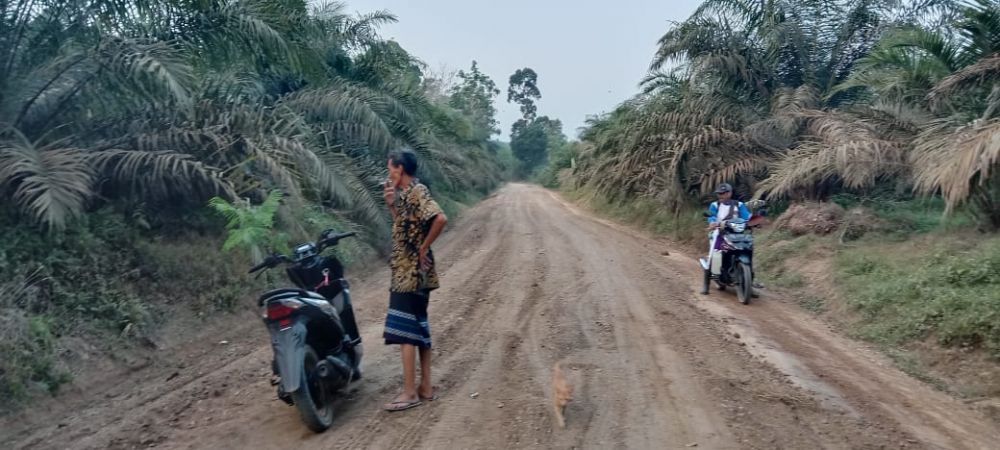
[316, 355, 353, 388]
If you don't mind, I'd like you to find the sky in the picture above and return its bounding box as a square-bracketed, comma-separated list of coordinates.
[353, 0, 701, 140]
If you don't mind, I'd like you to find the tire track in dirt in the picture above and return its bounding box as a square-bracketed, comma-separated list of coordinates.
[413, 188, 554, 449]
[535, 192, 735, 449]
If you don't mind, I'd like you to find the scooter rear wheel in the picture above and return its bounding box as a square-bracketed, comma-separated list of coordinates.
[292, 345, 335, 432]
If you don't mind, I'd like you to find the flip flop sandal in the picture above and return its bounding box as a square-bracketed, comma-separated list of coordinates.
[384, 399, 422, 412]
[419, 393, 438, 401]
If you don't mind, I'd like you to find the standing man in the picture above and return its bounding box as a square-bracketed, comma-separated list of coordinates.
[381, 149, 448, 412]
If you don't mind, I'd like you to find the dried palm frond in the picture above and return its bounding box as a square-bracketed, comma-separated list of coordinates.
[0, 130, 94, 229]
[698, 155, 773, 193]
[851, 100, 934, 135]
[758, 138, 906, 199]
[757, 109, 908, 199]
[928, 54, 1000, 107]
[912, 118, 1000, 212]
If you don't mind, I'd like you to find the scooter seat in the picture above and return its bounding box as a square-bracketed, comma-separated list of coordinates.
[258, 288, 327, 305]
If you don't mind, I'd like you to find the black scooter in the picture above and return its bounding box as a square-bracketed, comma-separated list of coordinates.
[249, 230, 362, 432]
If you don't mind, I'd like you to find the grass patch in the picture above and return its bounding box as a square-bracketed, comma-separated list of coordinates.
[798, 295, 827, 314]
[134, 239, 262, 313]
[883, 348, 950, 393]
[754, 232, 812, 273]
[753, 231, 815, 290]
[0, 310, 72, 406]
[769, 272, 806, 289]
[837, 234, 1000, 358]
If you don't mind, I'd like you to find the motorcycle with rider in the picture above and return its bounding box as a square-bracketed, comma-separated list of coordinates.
[699, 183, 767, 304]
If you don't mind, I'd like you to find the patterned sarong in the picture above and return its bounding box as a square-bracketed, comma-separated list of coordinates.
[383, 290, 432, 348]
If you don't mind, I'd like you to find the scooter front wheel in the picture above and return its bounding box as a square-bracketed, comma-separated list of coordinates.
[737, 263, 753, 305]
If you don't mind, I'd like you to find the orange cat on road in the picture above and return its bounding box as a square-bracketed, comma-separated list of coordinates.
[552, 362, 573, 428]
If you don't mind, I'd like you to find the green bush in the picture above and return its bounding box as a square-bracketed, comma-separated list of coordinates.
[536, 142, 579, 188]
[0, 205, 265, 405]
[0, 208, 148, 332]
[837, 237, 1000, 356]
[0, 308, 71, 406]
[830, 194, 974, 234]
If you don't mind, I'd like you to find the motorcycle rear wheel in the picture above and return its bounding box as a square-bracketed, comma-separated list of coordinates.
[292, 345, 335, 432]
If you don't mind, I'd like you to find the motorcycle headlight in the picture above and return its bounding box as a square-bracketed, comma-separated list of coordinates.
[293, 243, 318, 261]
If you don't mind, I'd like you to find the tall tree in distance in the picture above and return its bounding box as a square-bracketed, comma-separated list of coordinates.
[449, 61, 502, 141]
[507, 67, 558, 177]
[508, 68, 542, 135]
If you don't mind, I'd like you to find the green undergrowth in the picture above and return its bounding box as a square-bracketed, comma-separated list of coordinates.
[837, 234, 1000, 358]
[756, 195, 1000, 359]
[831, 194, 976, 236]
[0, 207, 269, 408]
[757, 203, 1000, 359]
[754, 231, 814, 290]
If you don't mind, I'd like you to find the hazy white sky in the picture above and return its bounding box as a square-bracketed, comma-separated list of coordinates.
[353, 0, 701, 140]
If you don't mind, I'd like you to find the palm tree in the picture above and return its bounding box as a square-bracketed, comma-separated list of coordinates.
[842, 0, 1000, 228]
[576, 0, 946, 207]
[0, 0, 503, 235]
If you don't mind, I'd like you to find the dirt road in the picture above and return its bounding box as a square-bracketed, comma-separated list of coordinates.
[5, 184, 998, 449]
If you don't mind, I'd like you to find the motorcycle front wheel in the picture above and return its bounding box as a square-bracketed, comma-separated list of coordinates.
[292, 345, 335, 432]
[737, 263, 753, 305]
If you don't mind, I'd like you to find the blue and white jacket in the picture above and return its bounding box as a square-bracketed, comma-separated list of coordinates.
[707, 201, 751, 223]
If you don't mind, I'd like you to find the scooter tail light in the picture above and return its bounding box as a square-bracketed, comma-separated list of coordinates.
[265, 299, 304, 320]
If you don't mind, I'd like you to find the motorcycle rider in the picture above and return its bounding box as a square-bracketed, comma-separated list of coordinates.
[701, 183, 750, 295]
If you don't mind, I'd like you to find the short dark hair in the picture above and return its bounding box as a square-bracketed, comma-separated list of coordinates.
[388, 149, 418, 176]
